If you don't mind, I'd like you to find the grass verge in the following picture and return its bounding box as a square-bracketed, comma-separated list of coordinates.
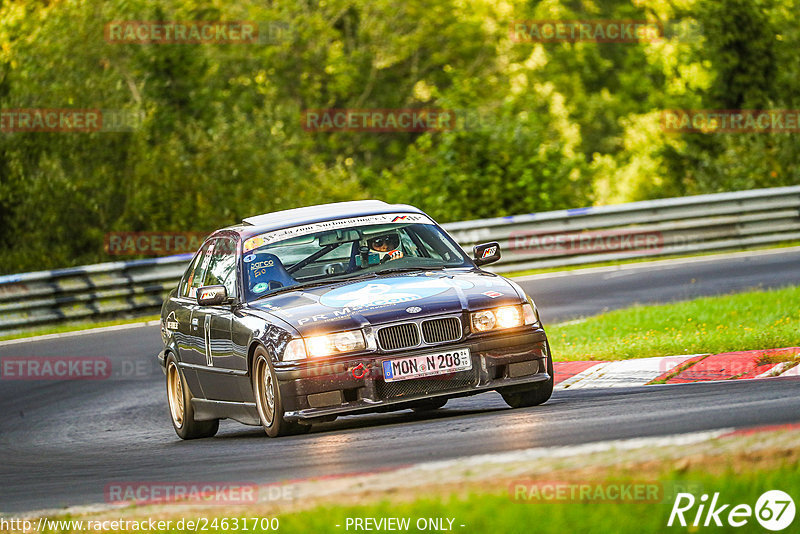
[548, 285, 800, 361]
[274, 462, 800, 534]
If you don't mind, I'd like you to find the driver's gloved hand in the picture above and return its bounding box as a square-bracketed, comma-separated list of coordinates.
[379, 249, 404, 263]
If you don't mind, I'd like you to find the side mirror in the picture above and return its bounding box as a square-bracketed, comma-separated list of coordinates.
[197, 285, 227, 306]
[473, 242, 501, 266]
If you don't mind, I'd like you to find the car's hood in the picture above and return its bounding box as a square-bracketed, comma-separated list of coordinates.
[247, 270, 525, 335]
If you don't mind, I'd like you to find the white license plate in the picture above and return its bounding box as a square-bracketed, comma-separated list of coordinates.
[382, 348, 471, 382]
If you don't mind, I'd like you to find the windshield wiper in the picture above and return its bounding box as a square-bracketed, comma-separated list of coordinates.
[373, 265, 446, 276]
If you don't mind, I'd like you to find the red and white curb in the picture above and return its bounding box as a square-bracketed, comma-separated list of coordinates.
[554, 347, 800, 389]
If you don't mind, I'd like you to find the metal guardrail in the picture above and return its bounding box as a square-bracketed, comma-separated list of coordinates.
[1, 186, 799, 335]
[443, 185, 800, 273]
[0, 255, 192, 335]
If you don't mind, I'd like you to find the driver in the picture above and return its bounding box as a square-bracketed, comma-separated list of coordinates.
[367, 233, 404, 262]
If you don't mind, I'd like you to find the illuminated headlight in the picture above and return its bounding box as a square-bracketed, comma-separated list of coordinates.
[495, 306, 522, 328]
[305, 330, 367, 358]
[471, 303, 538, 333]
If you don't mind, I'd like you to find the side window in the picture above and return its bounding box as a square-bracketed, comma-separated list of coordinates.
[181, 241, 213, 299]
[203, 238, 237, 299]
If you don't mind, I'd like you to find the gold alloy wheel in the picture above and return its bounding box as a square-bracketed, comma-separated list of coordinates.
[166, 361, 185, 428]
[254, 355, 275, 426]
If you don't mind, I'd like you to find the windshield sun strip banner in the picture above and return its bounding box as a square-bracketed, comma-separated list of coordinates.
[243, 213, 434, 252]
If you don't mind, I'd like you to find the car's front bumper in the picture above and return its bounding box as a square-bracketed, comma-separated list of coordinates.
[273, 327, 550, 422]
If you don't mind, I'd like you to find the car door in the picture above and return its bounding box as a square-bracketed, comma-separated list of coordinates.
[181, 240, 217, 372]
[171, 241, 214, 396]
[194, 237, 243, 401]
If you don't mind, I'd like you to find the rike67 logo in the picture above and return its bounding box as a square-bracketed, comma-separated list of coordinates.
[668, 490, 795, 531]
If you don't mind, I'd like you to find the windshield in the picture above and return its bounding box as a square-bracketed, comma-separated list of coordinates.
[241, 218, 470, 301]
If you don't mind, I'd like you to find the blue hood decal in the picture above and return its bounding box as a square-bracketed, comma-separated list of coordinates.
[250, 271, 523, 334]
[319, 277, 474, 309]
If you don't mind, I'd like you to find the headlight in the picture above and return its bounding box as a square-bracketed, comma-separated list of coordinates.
[522, 300, 539, 325]
[282, 330, 369, 361]
[471, 310, 496, 332]
[495, 306, 522, 328]
[471, 303, 538, 333]
[282, 339, 308, 362]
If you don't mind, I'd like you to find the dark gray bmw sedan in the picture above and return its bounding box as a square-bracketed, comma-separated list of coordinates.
[158, 200, 552, 439]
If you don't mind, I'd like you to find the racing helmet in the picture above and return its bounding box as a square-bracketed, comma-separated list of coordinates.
[367, 232, 401, 253]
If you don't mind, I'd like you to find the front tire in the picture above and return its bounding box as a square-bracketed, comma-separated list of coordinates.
[500, 351, 554, 409]
[252, 346, 310, 437]
[166, 354, 219, 440]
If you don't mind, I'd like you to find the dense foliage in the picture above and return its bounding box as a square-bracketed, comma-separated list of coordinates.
[1, 0, 798, 273]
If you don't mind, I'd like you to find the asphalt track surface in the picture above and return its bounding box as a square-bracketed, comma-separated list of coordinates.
[1, 249, 799, 513]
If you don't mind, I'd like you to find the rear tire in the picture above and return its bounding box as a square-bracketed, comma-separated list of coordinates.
[166, 354, 219, 440]
[252, 346, 311, 437]
[500, 350, 554, 409]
